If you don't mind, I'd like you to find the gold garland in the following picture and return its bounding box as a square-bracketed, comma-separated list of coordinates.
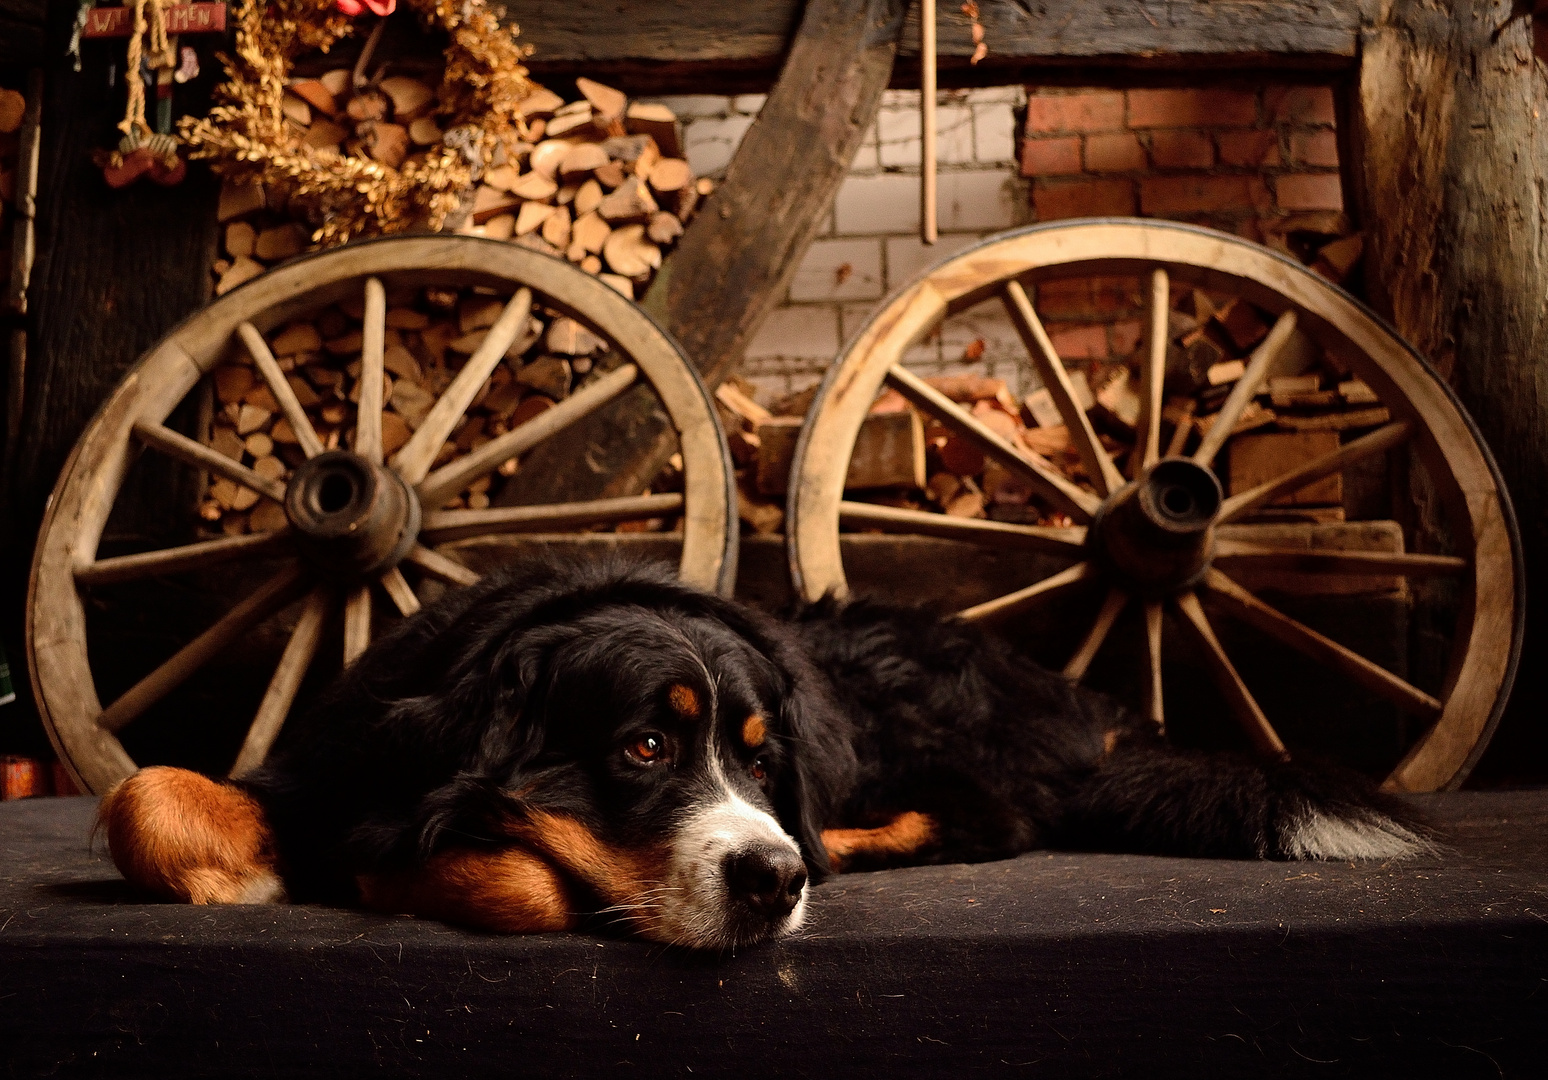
[180, 0, 535, 245]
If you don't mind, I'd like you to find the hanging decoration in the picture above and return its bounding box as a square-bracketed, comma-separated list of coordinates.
[179, 0, 535, 245]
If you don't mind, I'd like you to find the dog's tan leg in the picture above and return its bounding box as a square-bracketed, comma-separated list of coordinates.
[98, 766, 285, 904]
[357, 846, 580, 933]
[823, 811, 939, 872]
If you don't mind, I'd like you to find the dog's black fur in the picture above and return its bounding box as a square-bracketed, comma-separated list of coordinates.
[237, 559, 1428, 946]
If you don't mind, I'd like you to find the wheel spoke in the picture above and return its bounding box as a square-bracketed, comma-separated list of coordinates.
[355, 276, 387, 464]
[229, 586, 331, 778]
[391, 287, 534, 484]
[1002, 280, 1124, 497]
[343, 585, 371, 665]
[95, 563, 309, 734]
[840, 500, 1087, 555]
[237, 322, 325, 458]
[1173, 590, 1288, 759]
[421, 492, 684, 543]
[76, 530, 293, 587]
[416, 362, 639, 508]
[955, 561, 1095, 623]
[1131, 268, 1169, 477]
[1164, 398, 1195, 458]
[1062, 585, 1128, 680]
[1217, 421, 1411, 523]
[379, 566, 422, 616]
[1143, 600, 1164, 730]
[404, 543, 481, 587]
[1200, 568, 1442, 719]
[1192, 309, 1299, 466]
[134, 420, 286, 503]
[885, 364, 1100, 521]
[1213, 541, 1466, 578]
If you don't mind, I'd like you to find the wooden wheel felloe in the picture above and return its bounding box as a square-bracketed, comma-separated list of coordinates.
[788, 219, 1522, 793]
[30, 236, 737, 794]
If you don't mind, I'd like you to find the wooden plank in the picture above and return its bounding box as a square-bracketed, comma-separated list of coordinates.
[498, 0, 907, 509]
[0, 0, 46, 66]
[501, 0, 1363, 92]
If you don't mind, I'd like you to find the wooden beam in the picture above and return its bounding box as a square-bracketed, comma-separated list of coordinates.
[499, 0, 906, 509]
[0, 0, 46, 67]
[502, 0, 1363, 93]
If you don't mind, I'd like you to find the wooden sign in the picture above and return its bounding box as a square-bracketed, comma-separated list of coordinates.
[81, 3, 227, 37]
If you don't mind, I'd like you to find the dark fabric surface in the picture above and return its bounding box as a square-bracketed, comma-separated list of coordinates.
[2, 792, 1545, 1078]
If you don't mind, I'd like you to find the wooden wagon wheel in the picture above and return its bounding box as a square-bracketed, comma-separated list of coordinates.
[787, 219, 1522, 792]
[30, 235, 737, 795]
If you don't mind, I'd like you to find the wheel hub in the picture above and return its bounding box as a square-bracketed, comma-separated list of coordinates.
[283, 450, 421, 580]
[1090, 458, 1222, 596]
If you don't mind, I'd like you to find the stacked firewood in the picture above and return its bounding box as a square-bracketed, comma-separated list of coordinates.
[212, 75, 708, 298]
[200, 283, 685, 535]
[722, 279, 1387, 532]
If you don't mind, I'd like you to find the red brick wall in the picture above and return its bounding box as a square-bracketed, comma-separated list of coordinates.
[1018, 84, 1347, 364]
[1021, 85, 1342, 239]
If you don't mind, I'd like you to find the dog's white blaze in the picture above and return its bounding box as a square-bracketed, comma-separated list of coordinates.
[1281, 810, 1433, 861]
[648, 752, 808, 949]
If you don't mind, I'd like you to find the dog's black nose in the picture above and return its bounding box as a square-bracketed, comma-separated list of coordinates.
[723, 847, 808, 919]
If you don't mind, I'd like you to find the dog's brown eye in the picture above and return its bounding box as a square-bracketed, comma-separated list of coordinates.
[628, 733, 668, 764]
[750, 758, 767, 781]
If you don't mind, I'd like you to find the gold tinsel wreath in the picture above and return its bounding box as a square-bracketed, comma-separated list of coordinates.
[180, 0, 535, 245]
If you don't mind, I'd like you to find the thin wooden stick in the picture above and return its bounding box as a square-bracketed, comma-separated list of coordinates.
[1001, 280, 1124, 497]
[840, 500, 1087, 554]
[76, 530, 293, 586]
[421, 492, 685, 543]
[956, 561, 1095, 623]
[1131, 268, 1169, 477]
[1201, 568, 1443, 718]
[355, 276, 387, 464]
[920, 0, 937, 245]
[392, 287, 533, 484]
[1217, 421, 1411, 523]
[379, 566, 422, 616]
[404, 543, 481, 587]
[1063, 586, 1128, 680]
[416, 363, 639, 508]
[134, 420, 286, 503]
[1192, 309, 1298, 466]
[237, 322, 325, 458]
[343, 585, 372, 665]
[1173, 590, 1288, 759]
[886, 364, 1100, 520]
[230, 586, 331, 778]
[96, 563, 308, 734]
[1143, 600, 1165, 730]
[1212, 543, 1466, 578]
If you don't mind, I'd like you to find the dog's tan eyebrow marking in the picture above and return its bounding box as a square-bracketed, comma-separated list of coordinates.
[741, 715, 767, 748]
[667, 683, 701, 717]
[1102, 729, 1120, 757]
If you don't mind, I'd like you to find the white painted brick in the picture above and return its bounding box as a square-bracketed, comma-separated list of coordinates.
[651, 95, 733, 119]
[938, 169, 1026, 231]
[877, 106, 921, 168]
[881, 88, 920, 108]
[849, 125, 880, 172]
[937, 105, 975, 165]
[731, 94, 768, 115]
[744, 305, 841, 360]
[939, 298, 1031, 382]
[884, 232, 982, 292]
[973, 102, 1020, 163]
[840, 302, 877, 346]
[683, 114, 755, 177]
[960, 86, 1026, 106]
[739, 372, 793, 404]
[834, 173, 919, 234]
[790, 238, 884, 302]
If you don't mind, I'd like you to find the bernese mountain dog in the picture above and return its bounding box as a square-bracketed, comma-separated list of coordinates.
[100, 560, 1430, 950]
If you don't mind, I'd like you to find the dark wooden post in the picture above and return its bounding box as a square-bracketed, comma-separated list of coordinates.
[1350, 0, 1545, 780]
[501, 0, 907, 506]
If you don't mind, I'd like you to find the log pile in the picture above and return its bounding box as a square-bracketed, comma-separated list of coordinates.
[211, 74, 708, 299]
[724, 278, 1389, 532]
[198, 283, 683, 536]
[0, 84, 26, 288]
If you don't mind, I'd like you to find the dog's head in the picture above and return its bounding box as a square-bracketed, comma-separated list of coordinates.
[361, 562, 855, 950]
